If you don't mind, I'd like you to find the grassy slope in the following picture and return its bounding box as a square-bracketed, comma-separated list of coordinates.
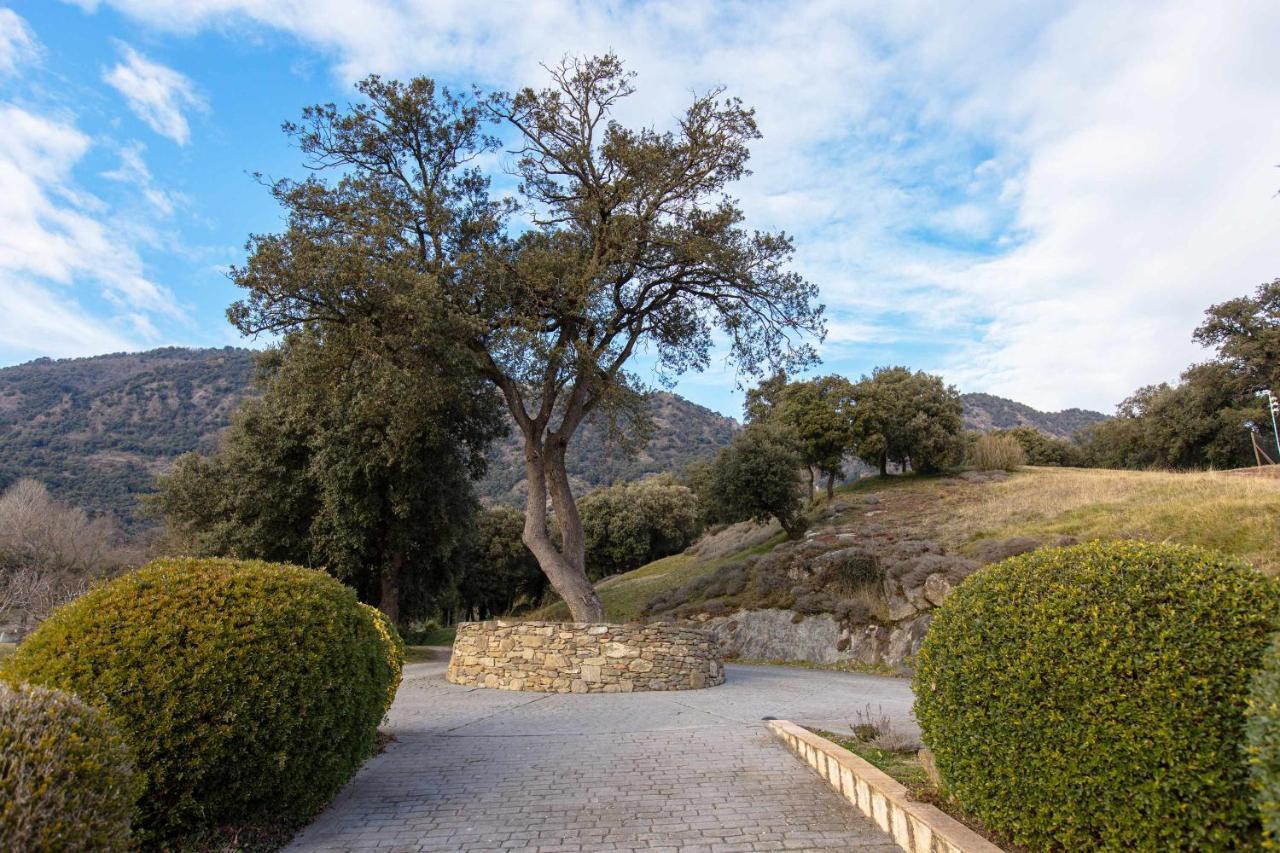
[536, 467, 1280, 623]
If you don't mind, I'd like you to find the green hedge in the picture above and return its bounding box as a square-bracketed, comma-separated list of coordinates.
[4, 557, 396, 841]
[0, 681, 139, 852]
[1247, 634, 1280, 846]
[360, 602, 405, 715]
[914, 540, 1279, 850]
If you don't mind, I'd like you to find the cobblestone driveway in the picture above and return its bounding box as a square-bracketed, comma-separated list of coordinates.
[287, 658, 916, 852]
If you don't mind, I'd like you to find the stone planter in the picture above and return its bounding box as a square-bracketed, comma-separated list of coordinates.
[445, 620, 725, 693]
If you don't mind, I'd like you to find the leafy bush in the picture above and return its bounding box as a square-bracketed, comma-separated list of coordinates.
[915, 541, 1280, 850]
[965, 432, 1026, 471]
[580, 475, 702, 579]
[360, 603, 405, 716]
[5, 557, 396, 841]
[1247, 634, 1280, 845]
[0, 681, 139, 852]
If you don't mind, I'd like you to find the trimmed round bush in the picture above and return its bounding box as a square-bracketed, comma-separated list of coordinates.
[914, 541, 1280, 850]
[5, 558, 396, 841]
[1247, 635, 1280, 845]
[360, 602, 405, 715]
[0, 681, 139, 852]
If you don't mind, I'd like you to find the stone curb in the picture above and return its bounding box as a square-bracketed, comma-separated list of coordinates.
[768, 720, 1004, 853]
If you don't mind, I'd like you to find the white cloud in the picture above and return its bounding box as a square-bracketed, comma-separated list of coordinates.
[101, 141, 177, 215]
[103, 44, 205, 145]
[0, 8, 39, 77]
[0, 103, 182, 359]
[67, 0, 1280, 411]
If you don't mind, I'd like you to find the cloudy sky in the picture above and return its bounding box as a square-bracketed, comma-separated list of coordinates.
[1, 1, 1278, 417]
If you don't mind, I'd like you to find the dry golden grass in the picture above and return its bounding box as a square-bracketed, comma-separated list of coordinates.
[932, 467, 1280, 573]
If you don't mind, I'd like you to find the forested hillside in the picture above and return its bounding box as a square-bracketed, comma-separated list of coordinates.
[0, 348, 738, 526]
[960, 392, 1106, 439]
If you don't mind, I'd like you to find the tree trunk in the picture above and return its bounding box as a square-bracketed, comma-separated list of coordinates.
[879, 451, 888, 477]
[806, 466, 816, 505]
[826, 472, 836, 500]
[379, 551, 402, 625]
[520, 435, 605, 623]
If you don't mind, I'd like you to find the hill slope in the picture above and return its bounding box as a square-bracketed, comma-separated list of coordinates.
[0, 348, 737, 526]
[961, 392, 1106, 439]
[539, 466, 1280, 622]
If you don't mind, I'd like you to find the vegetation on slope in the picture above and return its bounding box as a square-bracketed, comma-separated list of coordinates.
[535, 466, 1280, 622]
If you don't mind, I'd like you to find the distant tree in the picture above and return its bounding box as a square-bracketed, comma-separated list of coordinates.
[579, 475, 702, 579]
[850, 367, 964, 475]
[746, 374, 857, 501]
[993, 426, 1086, 467]
[1195, 279, 1280, 393]
[454, 506, 548, 620]
[151, 328, 503, 624]
[227, 56, 824, 621]
[705, 424, 805, 537]
[1078, 362, 1261, 470]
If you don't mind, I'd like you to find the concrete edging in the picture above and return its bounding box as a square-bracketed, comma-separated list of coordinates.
[768, 720, 1004, 853]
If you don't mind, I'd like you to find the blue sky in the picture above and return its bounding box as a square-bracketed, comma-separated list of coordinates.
[2, 1, 1278, 418]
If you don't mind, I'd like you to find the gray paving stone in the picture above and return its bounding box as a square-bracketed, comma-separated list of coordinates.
[287, 660, 913, 852]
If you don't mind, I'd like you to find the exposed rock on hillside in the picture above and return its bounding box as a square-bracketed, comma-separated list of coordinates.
[648, 488, 1064, 671]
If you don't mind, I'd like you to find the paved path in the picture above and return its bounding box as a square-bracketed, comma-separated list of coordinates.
[288, 658, 916, 852]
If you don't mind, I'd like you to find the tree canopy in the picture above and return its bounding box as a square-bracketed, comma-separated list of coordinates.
[151, 328, 503, 623]
[850, 367, 964, 475]
[745, 373, 856, 499]
[226, 56, 824, 620]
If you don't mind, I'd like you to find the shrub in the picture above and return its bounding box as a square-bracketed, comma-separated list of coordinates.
[5, 557, 396, 841]
[1247, 634, 1280, 845]
[360, 603, 405, 716]
[704, 423, 806, 537]
[965, 432, 1026, 471]
[0, 681, 139, 852]
[915, 541, 1280, 850]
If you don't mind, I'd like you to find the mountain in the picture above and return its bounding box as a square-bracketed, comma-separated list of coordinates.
[0, 348, 737, 528]
[0, 348, 256, 530]
[960, 392, 1107, 440]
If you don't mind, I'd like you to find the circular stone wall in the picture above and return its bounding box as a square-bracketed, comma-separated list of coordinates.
[446, 621, 725, 693]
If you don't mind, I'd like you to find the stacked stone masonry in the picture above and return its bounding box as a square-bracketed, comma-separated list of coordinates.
[446, 620, 725, 693]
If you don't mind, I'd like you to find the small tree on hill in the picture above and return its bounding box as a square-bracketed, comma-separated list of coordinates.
[704, 424, 805, 537]
[228, 56, 824, 621]
[851, 367, 963, 475]
[746, 374, 856, 501]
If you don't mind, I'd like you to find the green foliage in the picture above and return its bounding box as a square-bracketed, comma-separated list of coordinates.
[151, 329, 503, 624]
[453, 506, 548, 619]
[704, 424, 805, 537]
[1195, 278, 1280, 395]
[0, 681, 139, 852]
[992, 425, 1085, 466]
[851, 367, 964, 474]
[965, 432, 1026, 471]
[746, 374, 857, 499]
[359, 603, 406, 716]
[915, 541, 1280, 850]
[1247, 634, 1280, 848]
[1080, 361, 1264, 470]
[4, 557, 395, 842]
[580, 475, 703, 579]
[1078, 280, 1280, 472]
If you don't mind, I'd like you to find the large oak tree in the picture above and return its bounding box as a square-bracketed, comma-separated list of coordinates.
[229, 56, 823, 621]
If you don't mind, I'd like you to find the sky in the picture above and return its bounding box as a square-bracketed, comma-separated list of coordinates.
[1, 1, 1278, 418]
